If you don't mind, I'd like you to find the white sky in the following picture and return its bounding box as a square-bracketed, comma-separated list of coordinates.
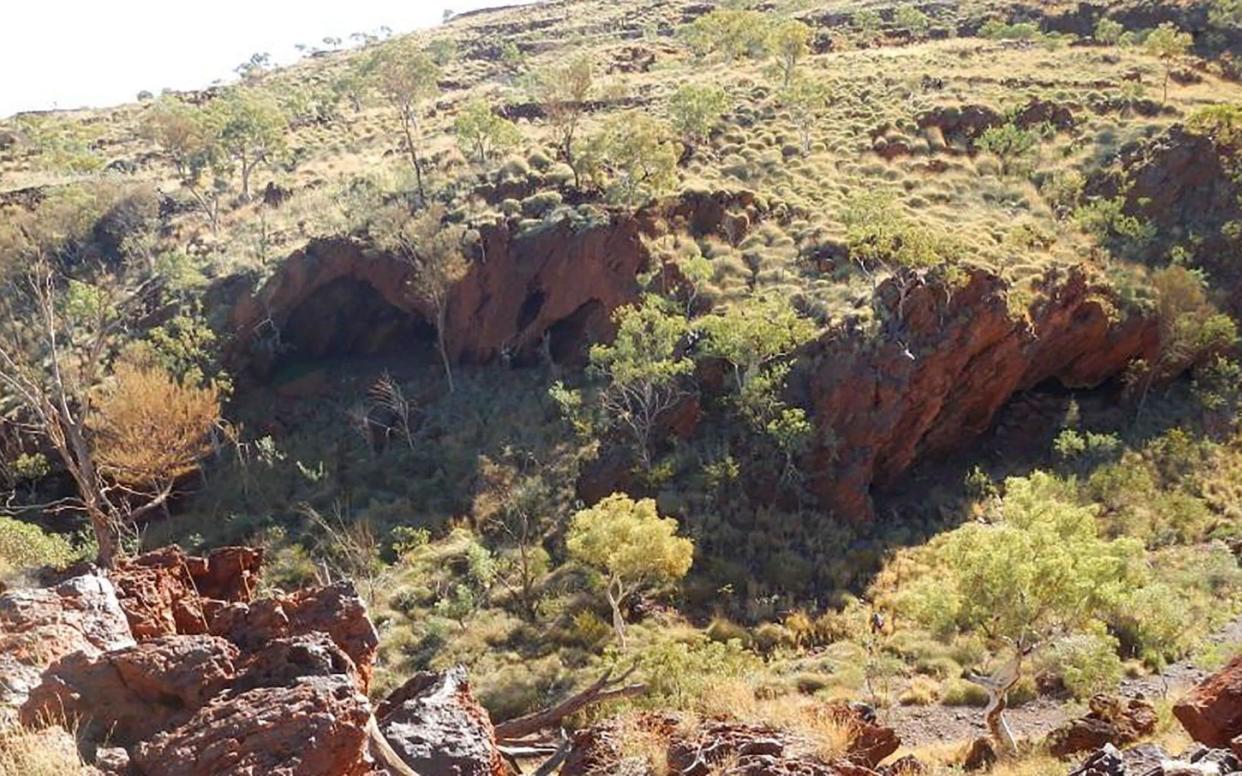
[1, 1, 530, 119]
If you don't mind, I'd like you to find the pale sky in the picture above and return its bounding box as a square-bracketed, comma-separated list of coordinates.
[1, 1, 533, 119]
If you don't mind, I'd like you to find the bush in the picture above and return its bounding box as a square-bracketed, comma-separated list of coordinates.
[976, 123, 1045, 176]
[669, 84, 730, 147]
[899, 675, 941, 706]
[626, 634, 763, 710]
[683, 9, 771, 61]
[0, 517, 78, 582]
[1043, 632, 1124, 699]
[940, 677, 990, 706]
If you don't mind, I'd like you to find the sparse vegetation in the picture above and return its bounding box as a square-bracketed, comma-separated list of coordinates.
[4, 0, 1242, 769]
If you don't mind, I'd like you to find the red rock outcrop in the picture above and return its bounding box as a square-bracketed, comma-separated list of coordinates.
[229, 213, 647, 377]
[21, 634, 240, 743]
[1174, 652, 1242, 748]
[377, 667, 509, 776]
[208, 580, 379, 692]
[11, 546, 510, 776]
[1046, 695, 1159, 758]
[0, 573, 135, 714]
[226, 190, 768, 380]
[109, 545, 261, 639]
[802, 265, 1158, 520]
[130, 674, 374, 776]
[1086, 123, 1242, 312]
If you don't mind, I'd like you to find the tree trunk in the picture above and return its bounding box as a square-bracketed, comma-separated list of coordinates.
[403, 110, 427, 204]
[436, 302, 455, 393]
[606, 578, 627, 650]
[240, 150, 252, 202]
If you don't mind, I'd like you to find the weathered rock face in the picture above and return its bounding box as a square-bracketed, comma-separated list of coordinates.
[1046, 695, 1159, 758]
[0, 573, 135, 715]
[377, 667, 509, 776]
[229, 212, 647, 378]
[10, 546, 511, 776]
[802, 265, 1157, 520]
[208, 580, 380, 692]
[109, 545, 262, 639]
[130, 674, 374, 776]
[450, 213, 647, 365]
[21, 634, 240, 744]
[1086, 124, 1242, 312]
[226, 190, 768, 381]
[1174, 652, 1242, 748]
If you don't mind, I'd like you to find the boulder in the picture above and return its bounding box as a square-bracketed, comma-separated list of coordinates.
[832, 701, 900, 768]
[109, 545, 261, 639]
[377, 667, 508, 776]
[0, 573, 134, 714]
[961, 737, 997, 772]
[20, 634, 239, 744]
[209, 581, 379, 691]
[1047, 695, 1159, 758]
[131, 675, 374, 776]
[1174, 653, 1242, 747]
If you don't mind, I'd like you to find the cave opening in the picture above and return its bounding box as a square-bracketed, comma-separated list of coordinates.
[547, 299, 605, 366]
[275, 277, 437, 372]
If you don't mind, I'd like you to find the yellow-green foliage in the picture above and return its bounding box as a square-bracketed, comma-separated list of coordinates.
[567, 493, 695, 599]
[897, 472, 1146, 643]
[0, 516, 78, 582]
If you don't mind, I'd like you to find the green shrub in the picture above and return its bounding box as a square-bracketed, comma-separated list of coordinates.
[1043, 632, 1124, 699]
[521, 190, 563, 218]
[0, 517, 78, 582]
[625, 634, 763, 710]
[940, 677, 990, 706]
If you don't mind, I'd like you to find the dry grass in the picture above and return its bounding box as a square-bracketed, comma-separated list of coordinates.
[695, 677, 857, 762]
[0, 723, 91, 776]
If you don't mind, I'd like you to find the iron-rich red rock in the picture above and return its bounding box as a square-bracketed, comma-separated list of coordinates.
[1174, 652, 1242, 747]
[1046, 695, 1159, 758]
[803, 265, 1158, 521]
[208, 580, 379, 692]
[20, 634, 239, 744]
[0, 573, 134, 714]
[109, 545, 261, 639]
[130, 675, 374, 776]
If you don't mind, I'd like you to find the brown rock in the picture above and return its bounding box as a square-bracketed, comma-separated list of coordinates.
[109, 546, 261, 640]
[1174, 652, 1242, 747]
[804, 265, 1157, 520]
[20, 634, 239, 744]
[209, 581, 379, 691]
[1046, 695, 1158, 758]
[377, 667, 508, 776]
[131, 675, 374, 776]
[0, 573, 134, 713]
[830, 701, 900, 768]
[961, 737, 996, 772]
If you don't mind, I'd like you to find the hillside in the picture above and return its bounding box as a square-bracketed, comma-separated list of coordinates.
[3, 0, 1242, 774]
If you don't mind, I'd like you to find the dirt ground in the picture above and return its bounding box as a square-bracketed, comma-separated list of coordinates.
[881, 614, 1242, 747]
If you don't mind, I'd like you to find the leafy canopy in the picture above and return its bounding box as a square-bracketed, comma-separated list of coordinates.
[589, 295, 692, 388]
[567, 492, 694, 589]
[580, 112, 681, 206]
[697, 293, 817, 391]
[668, 84, 730, 146]
[452, 99, 522, 163]
[899, 472, 1146, 645]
